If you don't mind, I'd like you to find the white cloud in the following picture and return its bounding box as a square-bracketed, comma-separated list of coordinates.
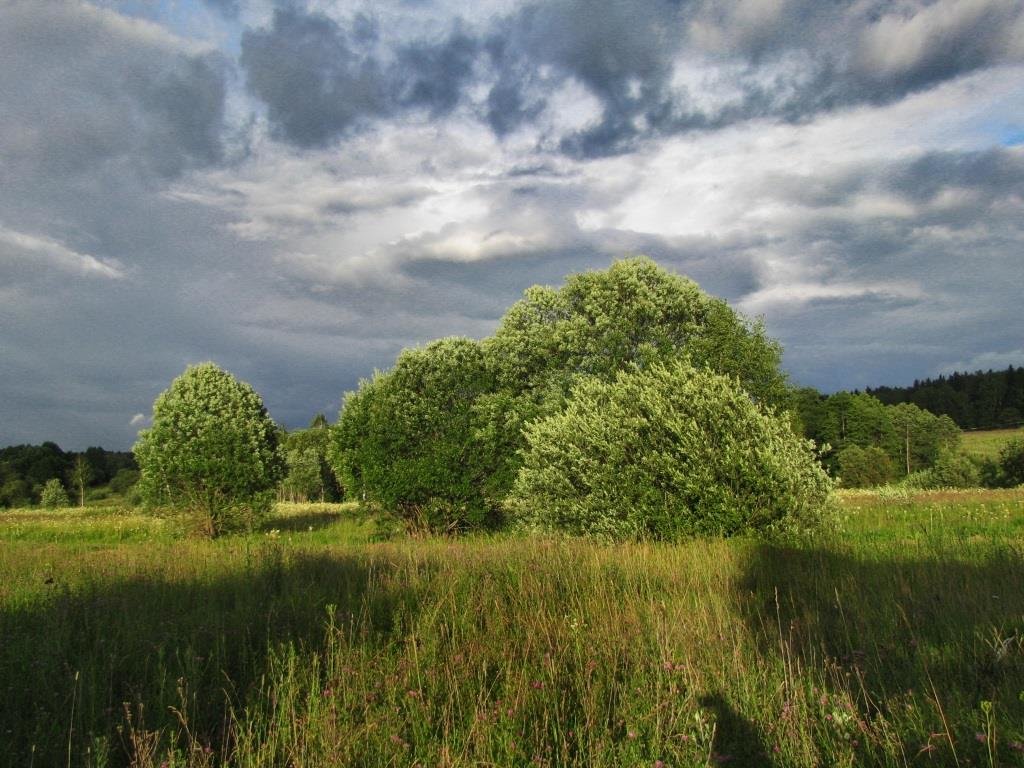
[0, 226, 125, 279]
[737, 280, 924, 315]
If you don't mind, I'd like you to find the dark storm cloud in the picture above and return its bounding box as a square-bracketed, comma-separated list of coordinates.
[0, 0, 226, 179]
[394, 29, 479, 115]
[888, 148, 1024, 204]
[240, 8, 391, 147]
[234, 0, 688, 152]
[0, 1, 244, 449]
[735, 146, 1024, 389]
[494, 0, 685, 154]
[526, 0, 1024, 156]
[240, 9, 481, 146]
[235, 1, 1023, 156]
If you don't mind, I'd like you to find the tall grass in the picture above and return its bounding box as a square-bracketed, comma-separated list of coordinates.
[961, 427, 1024, 460]
[1, 495, 1023, 767]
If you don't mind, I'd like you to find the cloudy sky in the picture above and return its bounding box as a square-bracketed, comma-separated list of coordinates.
[2, 0, 1023, 450]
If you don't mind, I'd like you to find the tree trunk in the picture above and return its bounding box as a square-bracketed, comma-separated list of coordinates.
[905, 423, 911, 476]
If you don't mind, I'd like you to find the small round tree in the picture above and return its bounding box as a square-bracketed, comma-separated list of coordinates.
[40, 478, 70, 508]
[506, 360, 833, 540]
[133, 363, 285, 536]
[329, 338, 497, 532]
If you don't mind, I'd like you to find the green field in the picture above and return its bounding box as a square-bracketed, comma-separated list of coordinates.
[2, 495, 1024, 767]
[962, 427, 1024, 460]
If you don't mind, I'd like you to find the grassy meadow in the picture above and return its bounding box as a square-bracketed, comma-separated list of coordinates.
[961, 428, 1024, 461]
[2, 495, 1024, 767]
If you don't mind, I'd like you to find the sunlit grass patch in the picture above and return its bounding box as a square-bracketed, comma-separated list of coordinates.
[961, 426, 1024, 460]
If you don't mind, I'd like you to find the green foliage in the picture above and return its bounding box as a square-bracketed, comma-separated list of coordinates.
[0, 477, 32, 509]
[39, 478, 70, 508]
[507, 360, 833, 540]
[331, 258, 798, 533]
[477, 257, 790, 502]
[280, 417, 342, 503]
[0, 442, 69, 500]
[929, 450, 982, 488]
[836, 445, 894, 488]
[818, 392, 897, 462]
[109, 468, 140, 495]
[888, 402, 960, 475]
[801, 390, 962, 479]
[0, 444, 136, 508]
[330, 338, 497, 533]
[999, 438, 1024, 486]
[903, 450, 982, 489]
[485, 256, 787, 401]
[133, 363, 285, 536]
[868, 364, 1024, 429]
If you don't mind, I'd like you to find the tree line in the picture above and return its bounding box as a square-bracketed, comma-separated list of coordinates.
[7, 258, 1022, 526]
[0, 443, 137, 508]
[866, 366, 1024, 430]
[132, 258, 831, 537]
[791, 389, 963, 486]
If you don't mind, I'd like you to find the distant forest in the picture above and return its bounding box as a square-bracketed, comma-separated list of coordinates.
[866, 365, 1024, 430]
[0, 443, 137, 508]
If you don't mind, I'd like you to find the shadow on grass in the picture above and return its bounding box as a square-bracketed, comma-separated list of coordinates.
[0, 548, 435, 767]
[736, 542, 1024, 763]
[700, 692, 777, 766]
[261, 510, 346, 533]
[4, 537, 1024, 767]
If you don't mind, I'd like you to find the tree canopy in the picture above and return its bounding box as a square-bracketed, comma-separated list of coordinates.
[332, 257, 802, 533]
[133, 363, 285, 536]
[795, 389, 961, 480]
[507, 361, 832, 539]
[330, 338, 496, 532]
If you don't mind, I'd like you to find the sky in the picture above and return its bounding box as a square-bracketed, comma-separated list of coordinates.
[1, 0, 1023, 450]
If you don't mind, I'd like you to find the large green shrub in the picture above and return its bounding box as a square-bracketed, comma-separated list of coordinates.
[109, 468, 140, 495]
[836, 445, 894, 488]
[476, 256, 790, 503]
[330, 338, 497, 533]
[331, 258, 800, 534]
[39, 478, 70, 508]
[928, 450, 982, 488]
[506, 360, 833, 540]
[133, 363, 285, 536]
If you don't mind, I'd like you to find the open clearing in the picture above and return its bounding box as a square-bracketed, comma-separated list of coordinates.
[2, 493, 1023, 767]
[961, 427, 1024, 460]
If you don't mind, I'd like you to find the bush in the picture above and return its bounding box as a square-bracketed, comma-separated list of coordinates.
[837, 445, 894, 488]
[109, 468, 140, 496]
[506, 360, 833, 540]
[39, 478, 70, 508]
[133, 363, 285, 536]
[999, 438, 1024, 486]
[926, 450, 981, 488]
[477, 256, 790, 504]
[330, 338, 497, 533]
[330, 258, 802, 535]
